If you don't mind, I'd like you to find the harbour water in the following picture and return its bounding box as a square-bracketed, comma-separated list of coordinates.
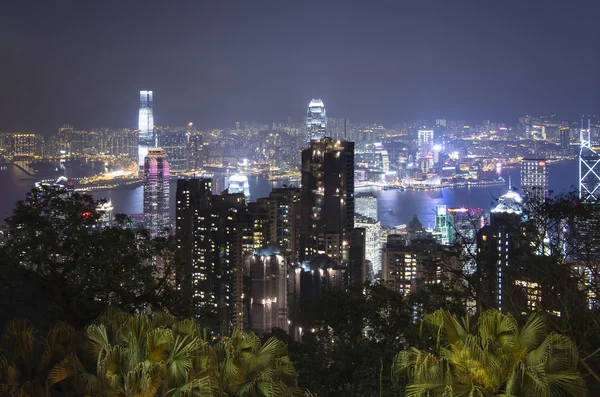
[0, 160, 579, 227]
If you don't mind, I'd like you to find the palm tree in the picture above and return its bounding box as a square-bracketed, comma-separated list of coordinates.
[76, 311, 212, 397]
[393, 309, 587, 397]
[0, 319, 80, 397]
[75, 309, 302, 397]
[206, 331, 302, 397]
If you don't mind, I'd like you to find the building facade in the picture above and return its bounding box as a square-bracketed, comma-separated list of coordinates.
[354, 215, 381, 276]
[300, 138, 354, 264]
[521, 158, 548, 201]
[138, 90, 155, 165]
[355, 192, 378, 221]
[143, 148, 170, 238]
[306, 99, 327, 142]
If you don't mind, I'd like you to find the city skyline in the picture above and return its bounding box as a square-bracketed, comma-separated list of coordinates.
[2, 1, 600, 132]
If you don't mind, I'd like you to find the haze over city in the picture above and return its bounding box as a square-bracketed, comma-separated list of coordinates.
[2, 2, 600, 396]
[2, 0, 600, 132]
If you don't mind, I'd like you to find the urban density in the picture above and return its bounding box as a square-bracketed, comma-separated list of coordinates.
[1, 2, 600, 396]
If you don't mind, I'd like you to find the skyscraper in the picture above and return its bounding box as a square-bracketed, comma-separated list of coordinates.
[306, 99, 327, 142]
[138, 90, 154, 165]
[579, 121, 600, 203]
[354, 214, 381, 276]
[417, 128, 434, 159]
[175, 178, 213, 312]
[560, 127, 571, 155]
[143, 148, 170, 238]
[355, 193, 378, 221]
[267, 187, 301, 263]
[521, 158, 548, 201]
[300, 137, 354, 263]
[477, 190, 531, 312]
[244, 249, 289, 335]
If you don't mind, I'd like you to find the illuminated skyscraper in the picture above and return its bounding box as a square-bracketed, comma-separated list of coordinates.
[417, 128, 434, 159]
[477, 190, 533, 312]
[579, 120, 600, 202]
[355, 193, 378, 221]
[138, 90, 155, 165]
[143, 148, 170, 238]
[354, 215, 381, 275]
[175, 178, 215, 312]
[306, 99, 327, 142]
[521, 158, 548, 201]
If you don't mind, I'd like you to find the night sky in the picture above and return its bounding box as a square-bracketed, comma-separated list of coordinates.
[2, 1, 599, 133]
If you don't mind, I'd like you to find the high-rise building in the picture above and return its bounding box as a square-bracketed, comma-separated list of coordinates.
[300, 138, 354, 264]
[560, 127, 571, 155]
[417, 129, 434, 159]
[175, 178, 214, 312]
[355, 193, 378, 221]
[477, 190, 531, 312]
[267, 187, 301, 262]
[306, 99, 327, 142]
[138, 90, 155, 165]
[244, 248, 289, 335]
[521, 158, 548, 201]
[354, 215, 381, 276]
[579, 122, 600, 203]
[433, 205, 452, 245]
[143, 148, 170, 238]
[382, 234, 458, 296]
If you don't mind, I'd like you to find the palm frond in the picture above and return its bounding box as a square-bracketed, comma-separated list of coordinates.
[47, 354, 76, 385]
[518, 313, 546, 351]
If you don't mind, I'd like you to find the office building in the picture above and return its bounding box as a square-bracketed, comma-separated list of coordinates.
[300, 138, 354, 264]
[143, 148, 170, 238]
[477, 189, 529, 312]
[433, 205, 452, 245]
[417, 129, 434, 159]
[355, 193, 378, 221]
[354, 215, 381, 276]
[306, 99, 327, 142]
[138, 90, 155, 165]
[560, 127, 571, 155]
[579, 123, 600, 203]
[521, 158, 548, 201]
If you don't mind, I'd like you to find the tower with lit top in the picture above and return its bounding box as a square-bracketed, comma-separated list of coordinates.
[138, 90, 155, 165]
[306, 99, 327, 142]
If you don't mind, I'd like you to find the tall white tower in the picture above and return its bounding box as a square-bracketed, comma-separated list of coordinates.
[138, 90, 154, 165]
[306, 99, 326, 142]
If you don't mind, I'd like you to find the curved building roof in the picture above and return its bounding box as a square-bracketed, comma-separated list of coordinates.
[491, 189, 523, 214]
